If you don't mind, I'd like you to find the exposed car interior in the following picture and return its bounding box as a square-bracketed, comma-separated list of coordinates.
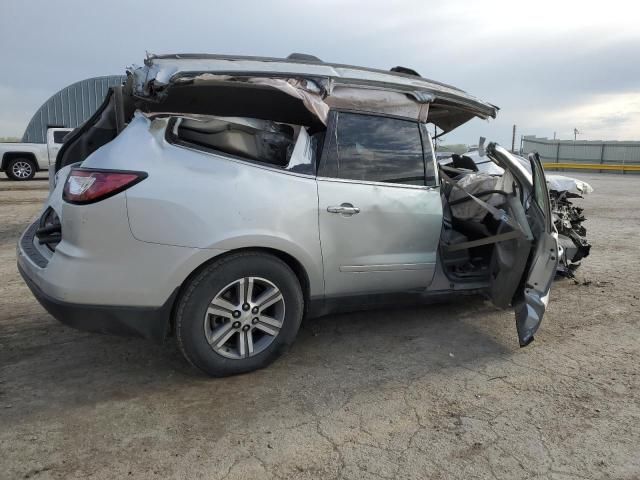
[172, 116, 325, 175]
[56, 80, 327, 173]
[178, 117, 297, 167]
[437, 158, 533, 299]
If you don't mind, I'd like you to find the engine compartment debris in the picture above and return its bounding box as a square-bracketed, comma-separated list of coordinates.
[552, 190, 591, 276]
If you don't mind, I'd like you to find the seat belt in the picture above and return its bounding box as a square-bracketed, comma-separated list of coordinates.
[445, 230, 524, 252]
[439, 170, 525, 252]
[440, 170, 520, 230]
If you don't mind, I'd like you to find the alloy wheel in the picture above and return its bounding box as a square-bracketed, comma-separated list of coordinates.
[204, 276, 285, 359]
[12, 161, 33, 179]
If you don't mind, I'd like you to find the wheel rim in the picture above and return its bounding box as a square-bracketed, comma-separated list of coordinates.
[12, 161, 33, 179]
[204, 276, 285, 359]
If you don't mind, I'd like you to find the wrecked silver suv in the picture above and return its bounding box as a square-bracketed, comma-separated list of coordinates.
[18, 53, 558, 376]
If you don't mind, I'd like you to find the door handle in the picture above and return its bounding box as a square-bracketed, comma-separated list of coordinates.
[327, 203, 360, 215]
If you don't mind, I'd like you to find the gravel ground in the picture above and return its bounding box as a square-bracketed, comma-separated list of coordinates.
[0, 172, 638, 479]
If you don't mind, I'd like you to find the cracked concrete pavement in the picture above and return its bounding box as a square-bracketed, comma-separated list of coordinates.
[0, 173, 639, 479]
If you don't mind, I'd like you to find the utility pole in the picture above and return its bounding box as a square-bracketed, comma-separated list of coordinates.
[553, 131, 556, 140]
[511, 124, 516, 153]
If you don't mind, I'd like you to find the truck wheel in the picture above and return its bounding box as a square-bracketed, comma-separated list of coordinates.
[175, 251, 304, 377]
[6, 158, 36, 181]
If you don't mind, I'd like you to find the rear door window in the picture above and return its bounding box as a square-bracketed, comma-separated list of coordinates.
[173, 117, 321, 174]
[334, 113, 426, 186]
[529, 153, 553, 230]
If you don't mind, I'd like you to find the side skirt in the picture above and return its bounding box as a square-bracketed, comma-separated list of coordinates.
[306, 287, 487, 319]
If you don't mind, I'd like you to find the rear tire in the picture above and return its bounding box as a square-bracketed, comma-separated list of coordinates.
[175, 251, 304, 377]
[6, 158, 36, 181]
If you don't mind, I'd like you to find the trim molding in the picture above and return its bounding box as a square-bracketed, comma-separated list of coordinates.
[339, 262, 435, 273]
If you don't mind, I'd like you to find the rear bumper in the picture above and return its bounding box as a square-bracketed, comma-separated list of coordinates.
[18, 261, 176, 342]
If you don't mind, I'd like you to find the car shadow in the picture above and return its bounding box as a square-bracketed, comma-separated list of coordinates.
[0, 295, 514, 423]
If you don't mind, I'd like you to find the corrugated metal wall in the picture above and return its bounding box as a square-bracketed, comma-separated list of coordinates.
[521, 136, 640, 167]
[22, 75, 126, 143]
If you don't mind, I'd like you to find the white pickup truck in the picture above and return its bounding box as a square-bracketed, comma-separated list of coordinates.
[0, 128, 73, 181]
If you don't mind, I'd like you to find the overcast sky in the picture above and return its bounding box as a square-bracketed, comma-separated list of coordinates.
[1, 0, 639, 145]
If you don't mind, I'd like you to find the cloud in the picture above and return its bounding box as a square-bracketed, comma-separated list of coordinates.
[540, 92, 640, 140]
[1, 0, 639, 144]
[0, 85, 53, 138]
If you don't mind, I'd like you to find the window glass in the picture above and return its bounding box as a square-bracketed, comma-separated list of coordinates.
[335, 113, 425, 185]
[177, 117, 295, 167]
[421, 127, 437, 186]
[53, 131, 69, 144]
[283, 127, 320, 175]
[530, 155, 551, 228]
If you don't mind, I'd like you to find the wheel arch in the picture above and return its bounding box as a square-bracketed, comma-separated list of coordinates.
[168, 247, 313, 337]
[2, 152, 38, 171]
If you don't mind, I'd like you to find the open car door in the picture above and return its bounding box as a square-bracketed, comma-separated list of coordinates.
[486, 146, 559, 346]
[514, 152, 559, 345]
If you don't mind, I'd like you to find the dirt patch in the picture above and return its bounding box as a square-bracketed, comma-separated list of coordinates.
[0, 173, 638, 479]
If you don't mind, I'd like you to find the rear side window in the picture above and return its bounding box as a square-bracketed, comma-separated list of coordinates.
[530, 154, 553, 230]
[172, 116, 320, 174]
[335, 113, 425, 186]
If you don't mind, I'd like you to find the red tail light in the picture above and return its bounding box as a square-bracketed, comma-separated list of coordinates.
[63, 168, 147, 204]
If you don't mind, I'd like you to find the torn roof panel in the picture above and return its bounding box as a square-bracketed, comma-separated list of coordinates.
[128, 53, 499, 133]
[146, 52, 465, 93]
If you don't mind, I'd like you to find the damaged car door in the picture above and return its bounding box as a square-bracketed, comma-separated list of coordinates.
[488, 146, 559, 345]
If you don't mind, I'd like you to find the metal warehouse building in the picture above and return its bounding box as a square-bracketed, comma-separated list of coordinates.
[22, 75, 125, 143]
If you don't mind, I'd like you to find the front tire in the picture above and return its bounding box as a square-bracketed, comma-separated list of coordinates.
[175, 252, 304, 377]
[6, 158, 37, 181]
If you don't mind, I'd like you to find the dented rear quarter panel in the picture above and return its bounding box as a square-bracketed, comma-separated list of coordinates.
[80, 115, 325, 297]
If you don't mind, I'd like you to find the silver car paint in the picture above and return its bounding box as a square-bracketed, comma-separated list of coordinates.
[17, 163, 229, 308]
[317, 178, 442, 295]
[80, 114, 325, 299]
[18, 111, 445, 308]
